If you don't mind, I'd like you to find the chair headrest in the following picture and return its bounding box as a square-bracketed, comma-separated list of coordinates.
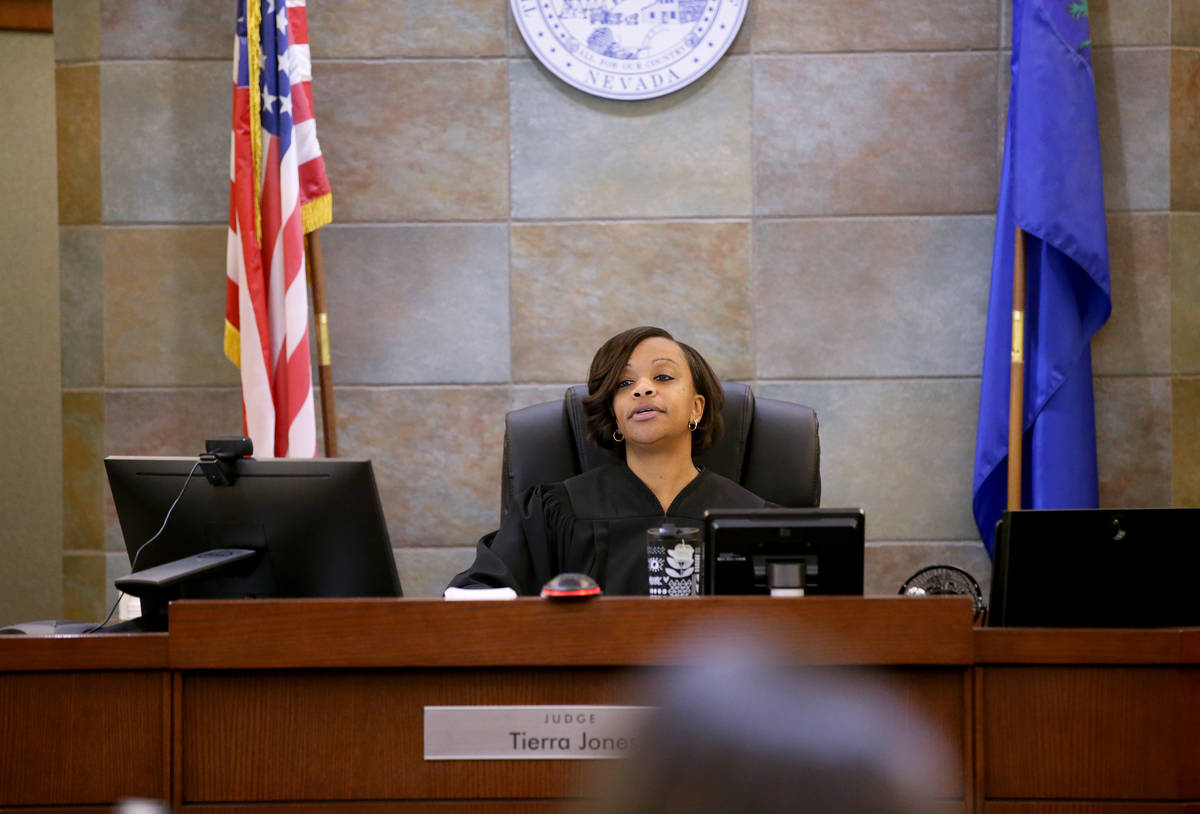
[502, 382, 820, 514]
[563, 381, 809, 495]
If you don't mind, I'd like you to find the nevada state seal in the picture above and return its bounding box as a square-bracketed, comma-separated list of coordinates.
[512, 0, 747, 101]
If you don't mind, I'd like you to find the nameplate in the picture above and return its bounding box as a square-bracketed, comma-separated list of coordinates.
[423, 705, 652, 760]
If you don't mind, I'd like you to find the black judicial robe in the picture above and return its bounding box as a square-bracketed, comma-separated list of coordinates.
[448, 463, 771, 596]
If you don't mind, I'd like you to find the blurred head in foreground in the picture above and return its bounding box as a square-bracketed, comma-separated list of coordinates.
[596, 639, 951, 814]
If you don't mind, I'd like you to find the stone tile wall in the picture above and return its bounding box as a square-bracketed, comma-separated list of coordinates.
[54, 0, 1198, 611]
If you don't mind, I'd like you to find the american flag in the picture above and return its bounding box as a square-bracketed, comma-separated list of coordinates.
[225, 0, 332, 457]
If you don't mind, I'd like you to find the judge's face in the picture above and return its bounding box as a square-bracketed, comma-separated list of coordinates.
[612, 337, 705, 451]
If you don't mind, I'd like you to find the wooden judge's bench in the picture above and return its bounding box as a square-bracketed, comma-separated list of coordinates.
[1, 597, 1196, 813]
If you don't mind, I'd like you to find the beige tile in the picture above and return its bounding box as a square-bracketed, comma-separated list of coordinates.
[1093, 376, 1172, 508]
[103, 388, 244, 549]
[511, 221, 752, 382]
[56, 65, 101, 225]
[1091, 214, 1171, 375]
[1079, 0, 1168, 46]
[59, 226, 104, 387]
[99, 0, 228, 58]
[59, 553, 129, 625]
[104, 388, 244, 456]
[1171, 214, 1200, 375]
[755, 54, 997, 216]
[62, 551, 107, 621]
[755, 0, 995, 52]
[1001, 0, 1170, 48]
[103, 227, 239, 386]
[1173, 377, 1200, 505]
[1093, 48, 1170, 212]
[508, 5, 533, 59]
[63, 391, 106, 551]
[100, 61, 229, 223]
[319, 224, 509, 384]
[508, 5, 540, 60]
[53, 0, 99, 61]
[1176, 0, 1200, 46]
[510, 57, 751, 218]
[758, 379, 980, 541]
[104, 551, 131, 615]
[336, 387, 509, 548]
[1171, 49, 1200, 211]
[756, 217, 993, 378]
[394, 546, 478, 598]
[310, 0, 505, 57]
[317, 61, 508, 222]
[101, 387, 247, 551]
[865, 541, 992, 600]
[511, 385, 574, 412]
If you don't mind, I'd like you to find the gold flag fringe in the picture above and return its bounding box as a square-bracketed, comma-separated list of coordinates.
[301, 193, 332, 234]
[224, 319, 241, 368]
[248, 0, 263, 243]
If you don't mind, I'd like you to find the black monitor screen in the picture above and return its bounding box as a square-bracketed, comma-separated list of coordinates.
[703, 508, 865, 596]
[989, 507, 1200, 627]
[105, 456, 402, 620]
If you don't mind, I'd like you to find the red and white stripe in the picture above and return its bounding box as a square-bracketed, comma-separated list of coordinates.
[225, 0, 330, 458]
[285, 0, 332, 217]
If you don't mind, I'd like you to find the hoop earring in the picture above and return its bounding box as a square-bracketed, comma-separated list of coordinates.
[613, 430, 624, 442]
[688, 421, 698, 431]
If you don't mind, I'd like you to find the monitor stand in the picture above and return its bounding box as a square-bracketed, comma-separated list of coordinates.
[110, 548, 261, 632]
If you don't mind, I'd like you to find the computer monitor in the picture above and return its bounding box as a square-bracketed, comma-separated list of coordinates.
[988, 508, 1200, 627]
[703, 508, 865, 595]
[104, 456, 402, 628]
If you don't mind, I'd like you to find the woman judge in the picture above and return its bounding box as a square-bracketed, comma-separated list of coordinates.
[448, 326, 770, 596]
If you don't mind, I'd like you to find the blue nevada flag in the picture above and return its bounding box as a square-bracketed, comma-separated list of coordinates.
[972, 0, 1112, 555]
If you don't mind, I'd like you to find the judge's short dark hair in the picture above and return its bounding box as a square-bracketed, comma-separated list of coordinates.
[582, 326, 724, 457]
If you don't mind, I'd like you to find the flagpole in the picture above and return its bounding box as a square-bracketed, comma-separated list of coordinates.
[305, 230, 339, 457]
[1007, 226, 1027, 510]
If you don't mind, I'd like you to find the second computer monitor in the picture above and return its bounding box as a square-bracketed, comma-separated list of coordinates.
[105, 456, 402, 612]
[703, 508, 865, 596]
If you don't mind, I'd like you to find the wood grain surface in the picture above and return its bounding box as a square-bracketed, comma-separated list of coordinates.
[4, 600, 1197, 811]
[986, 805, 1200, 814]
[0, 632, 167, 671]
[167, 596, 976, 669]
[1180, 630, 1200, 664]
[0, 671, 166, 805]
[178, 665, 968, 803]
[0, 0, 51, 31]
[179, 804, 602, 814]
[981, 666, 1192, 800]
[974, 628, 1187, 664]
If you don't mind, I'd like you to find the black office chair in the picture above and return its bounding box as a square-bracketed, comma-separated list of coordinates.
[500, 382, 820, 514]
